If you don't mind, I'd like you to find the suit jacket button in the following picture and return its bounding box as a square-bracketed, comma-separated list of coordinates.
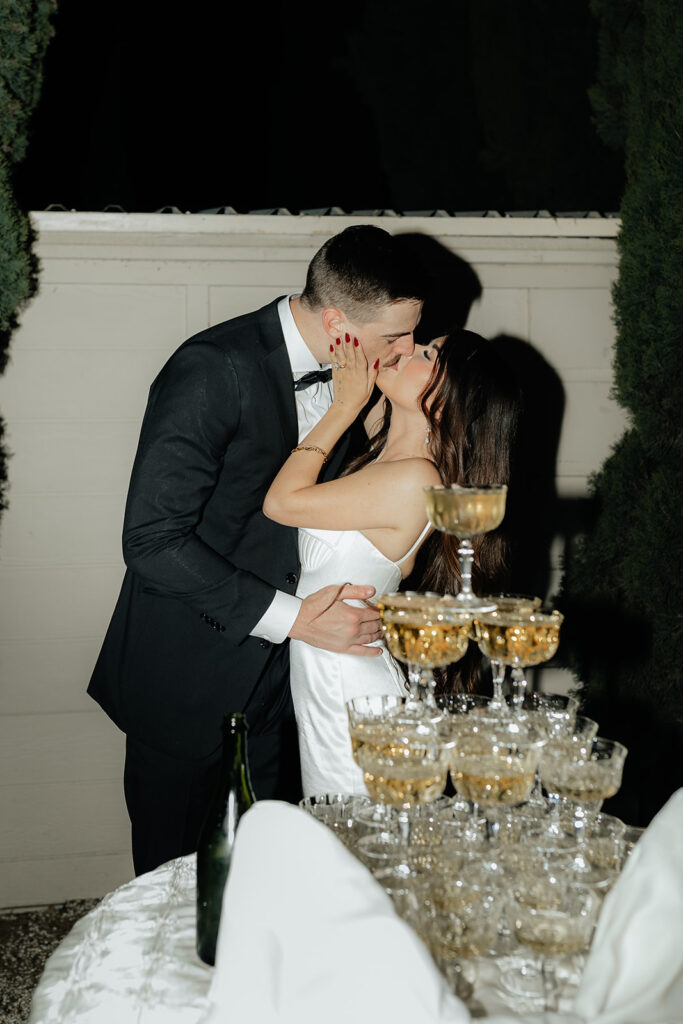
[259, 639, 271, 649]
[285, 572, 297, 585]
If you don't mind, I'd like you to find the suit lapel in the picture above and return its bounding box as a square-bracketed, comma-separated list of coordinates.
[257, 299, 298, 454]
[255, 297, 357, 481]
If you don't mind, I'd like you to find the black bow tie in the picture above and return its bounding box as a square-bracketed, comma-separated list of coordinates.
[294, 368, 333, 391]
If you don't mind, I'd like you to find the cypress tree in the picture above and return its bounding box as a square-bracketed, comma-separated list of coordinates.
[0, 0, 56, 515]
[557, 0, 683, 825]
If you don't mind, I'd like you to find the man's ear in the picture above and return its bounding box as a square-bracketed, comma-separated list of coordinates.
[321, 306, 346, 340]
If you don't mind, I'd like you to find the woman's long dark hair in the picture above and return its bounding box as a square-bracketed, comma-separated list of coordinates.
[346, 329, 522, 692]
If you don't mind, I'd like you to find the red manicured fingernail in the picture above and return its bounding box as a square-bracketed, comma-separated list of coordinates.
[373, 359, 379, 370]
[330, 344, 334, 352]
[345, 332, 350, 343]
[336, 337, 341, 345]
[354, 337, 359, 347]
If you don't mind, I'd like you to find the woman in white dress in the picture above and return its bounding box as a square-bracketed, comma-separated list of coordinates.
[264, 328, 520, 796]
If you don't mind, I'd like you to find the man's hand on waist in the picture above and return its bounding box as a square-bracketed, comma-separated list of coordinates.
[289, 583, 383, 657]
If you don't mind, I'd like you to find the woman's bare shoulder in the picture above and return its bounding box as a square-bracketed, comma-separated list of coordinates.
[369, 457, 441, 491]
[398, 457, 442, 486]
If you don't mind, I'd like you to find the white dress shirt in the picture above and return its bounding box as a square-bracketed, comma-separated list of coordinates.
[249, 296, 333, 643]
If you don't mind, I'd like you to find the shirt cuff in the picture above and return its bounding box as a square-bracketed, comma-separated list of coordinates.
[250, 590, 302, 644]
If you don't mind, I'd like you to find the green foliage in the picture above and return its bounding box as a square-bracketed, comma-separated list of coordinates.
[0, 0, 57, 512]
[558, 0, 683, 824]
[0, 0, 56, 163]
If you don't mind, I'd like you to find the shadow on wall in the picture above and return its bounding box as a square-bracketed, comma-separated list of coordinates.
[393, 231, 483, 336]
[491, 334, 565, 603]
[390, 234, 568, 604]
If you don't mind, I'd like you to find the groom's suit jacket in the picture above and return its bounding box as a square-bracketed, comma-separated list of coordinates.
[88, 298, 349, 760]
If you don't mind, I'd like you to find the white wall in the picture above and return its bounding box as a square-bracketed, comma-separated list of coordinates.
[0, 213, 626, 906]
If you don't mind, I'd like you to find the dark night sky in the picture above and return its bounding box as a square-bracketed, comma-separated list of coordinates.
[17, 0, 625, 215]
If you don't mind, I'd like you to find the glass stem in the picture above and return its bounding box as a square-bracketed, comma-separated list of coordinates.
[420, 668, 437, 709]
[511, 666, 528, 711]
[490, 660, 507, 707]
[541, 956, 560, 1012]
[397, 809, 411, 843]
[457, 538, 475, 599]
[406, 666, 422, 713]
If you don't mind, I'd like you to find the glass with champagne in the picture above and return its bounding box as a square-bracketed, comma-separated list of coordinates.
[346, 694, 405, 826]
[475, 608, 563, 710]
[539, 736, 628, 827]
[472, 593, 542, 709]
[424, 484, 507, 612]
[377, 591, 473, 710]
[355, 717, 449, 843]
[510, 877, 600, 1011]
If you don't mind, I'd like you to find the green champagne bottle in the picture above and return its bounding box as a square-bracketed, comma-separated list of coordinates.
[196, 712, 256, 965]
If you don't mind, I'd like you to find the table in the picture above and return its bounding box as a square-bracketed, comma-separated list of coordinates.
[28, 851, 580, 1024]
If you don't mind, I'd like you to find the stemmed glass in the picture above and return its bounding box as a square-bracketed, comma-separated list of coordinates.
[346, 694, 405, 826]
[475, 608, 564, 710]
[509, 874, 601, 1011]
[539, 736, 628, 832]
[377, 591, 473, 710]
[424, 484, 507, 613]
[472, 594, 542, 710]
[355, 717, 450, 846]
[448, 718, 546, 832]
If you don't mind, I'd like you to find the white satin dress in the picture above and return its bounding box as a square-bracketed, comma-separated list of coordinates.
[290, 523, 430, 797]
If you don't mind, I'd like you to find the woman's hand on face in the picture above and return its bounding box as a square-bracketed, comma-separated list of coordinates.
[330, 334, 378, 412]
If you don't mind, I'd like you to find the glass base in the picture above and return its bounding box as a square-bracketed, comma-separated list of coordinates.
[353, 800, 396, 828]
[450, 592, 498, 614]
[498, 953, 583, 1008]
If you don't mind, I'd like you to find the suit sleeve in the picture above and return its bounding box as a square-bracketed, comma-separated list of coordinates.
[122, 340, 277, 644]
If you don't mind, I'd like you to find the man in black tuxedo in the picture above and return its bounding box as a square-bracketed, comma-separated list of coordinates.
[88, 225, 423, 874]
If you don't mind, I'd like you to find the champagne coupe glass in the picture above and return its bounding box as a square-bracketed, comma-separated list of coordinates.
[355, 718, 449, 846]
[448, 719, 546, 833]
[504, 692, 579, 806]
[475, 609, 564, 711]
[377, 591, 473, 710]
[298, 793, 360, 848]
[424, 484, 507, 613]
[540, 715, 599, 832]
[514, 692, 579, 739]
[346, 694, 405, 827]
[540, 736, 628, 833]
[424, 846, 507, 992]
[473, 594, 542, 710]
[510, 876, 600, 1011]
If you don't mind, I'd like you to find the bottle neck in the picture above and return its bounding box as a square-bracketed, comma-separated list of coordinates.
[219, 713, 255, 802]
[223, 726, 247, 770]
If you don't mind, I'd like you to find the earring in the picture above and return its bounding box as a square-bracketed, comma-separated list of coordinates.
[425, 426, 431, 447]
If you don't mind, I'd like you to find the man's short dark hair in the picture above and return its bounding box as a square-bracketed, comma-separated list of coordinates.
[300, 225, 423, 322]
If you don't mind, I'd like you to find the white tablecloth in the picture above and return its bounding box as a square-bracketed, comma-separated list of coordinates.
[29, 790, 683, 1024]
[28, 852, 551, 1024]
[29, 856, 212, 1024]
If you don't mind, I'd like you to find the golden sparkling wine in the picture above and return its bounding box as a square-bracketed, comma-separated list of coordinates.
[515, 915, 590, 956]
[428, 920, 495, 961]
[452, 758, 536, 806]
[583, 837, 623, 871]
[348, 721, 395, 765]
[424, 486, 507, 537]
[476, 616, 561, 666]
[541, 766, 621, 804]
[362, 764, 447, 808]
[381, 614, 472, 668]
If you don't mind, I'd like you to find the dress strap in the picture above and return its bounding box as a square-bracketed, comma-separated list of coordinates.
[395, 522, 432, 566]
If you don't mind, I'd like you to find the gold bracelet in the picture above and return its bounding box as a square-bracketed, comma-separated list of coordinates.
[291, 444, 328, 463]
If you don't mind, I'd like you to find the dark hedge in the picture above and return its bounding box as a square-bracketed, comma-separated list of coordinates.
[557, 0, 683, 825]
[0, 1, 56, 515]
